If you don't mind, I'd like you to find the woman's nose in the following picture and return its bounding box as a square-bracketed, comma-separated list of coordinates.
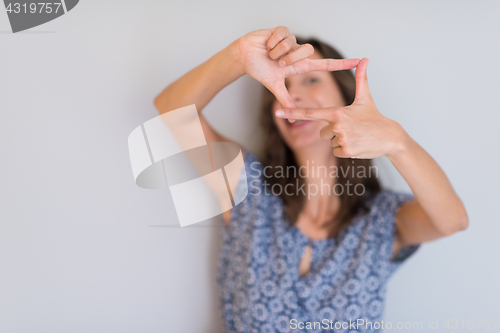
[287, 85, 303, 102]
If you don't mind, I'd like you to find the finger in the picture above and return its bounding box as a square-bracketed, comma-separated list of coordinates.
[275, 107, 338, 122]
[268, 82, 295, 109]
[278, 43, 314, 67]
[333, 146, 351, 158]
[269, 35, 298, 61]
[330, 135, 340, 148]
[320, 124, 335, 140]
[288, 58, 360, 76]
[354, 58, 373, 103]
[267, 26, 290, 51]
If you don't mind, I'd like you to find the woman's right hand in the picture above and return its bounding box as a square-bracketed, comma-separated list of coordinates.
[234, 26, 360, 109]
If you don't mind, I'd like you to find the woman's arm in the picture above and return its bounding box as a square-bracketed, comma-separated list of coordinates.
[154, 26, 361, 143]
[274, 58, 469, 253]
[153, 39, 245, 144]
[154, 26, 359, 224]
[153, 42, 245, 226]
[387, 134, 469, 253]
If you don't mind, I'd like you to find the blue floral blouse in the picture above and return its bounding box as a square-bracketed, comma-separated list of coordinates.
[216, 149, 421, 333]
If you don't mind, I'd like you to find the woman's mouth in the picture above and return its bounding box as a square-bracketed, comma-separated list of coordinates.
[287, 119, 311, 128]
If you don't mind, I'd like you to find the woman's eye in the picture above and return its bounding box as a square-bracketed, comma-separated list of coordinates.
[306, 77, 318, 84]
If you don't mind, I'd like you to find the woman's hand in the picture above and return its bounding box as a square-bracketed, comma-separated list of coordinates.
[275, 58, 409, 159]
[277, 58, 469, 252]
[234, 26, 361, 109]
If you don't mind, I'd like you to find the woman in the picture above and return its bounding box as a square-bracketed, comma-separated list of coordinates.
[154, 26, 468, 332]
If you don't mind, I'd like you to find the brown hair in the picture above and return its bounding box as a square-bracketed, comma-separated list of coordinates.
[259, 36, 381, 239]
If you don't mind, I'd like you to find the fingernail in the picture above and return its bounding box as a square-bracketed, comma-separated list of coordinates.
[276, 110, 284, 116]
[279, 59, 286, 67]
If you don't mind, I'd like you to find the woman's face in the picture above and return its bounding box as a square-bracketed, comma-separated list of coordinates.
[272, 51, 347, 153]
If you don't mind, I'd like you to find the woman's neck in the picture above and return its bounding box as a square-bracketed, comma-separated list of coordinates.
[293, 145, 340, 222]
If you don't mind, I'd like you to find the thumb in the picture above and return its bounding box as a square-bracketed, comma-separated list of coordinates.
[354, 58, 373, 104]
[333, 146, 352, 159]
[268, 81, 295, 109]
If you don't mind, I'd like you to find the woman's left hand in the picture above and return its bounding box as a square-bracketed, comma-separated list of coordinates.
[275, 58, 409, 159]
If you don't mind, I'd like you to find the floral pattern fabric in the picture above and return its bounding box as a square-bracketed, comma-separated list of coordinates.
[216, 149, 421, 333]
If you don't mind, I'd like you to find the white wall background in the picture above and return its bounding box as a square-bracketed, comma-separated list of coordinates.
[1, 1, 499, 332]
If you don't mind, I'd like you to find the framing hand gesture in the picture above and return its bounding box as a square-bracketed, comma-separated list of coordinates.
[275, 58, 406, 159]
[236, 26, 361, 109]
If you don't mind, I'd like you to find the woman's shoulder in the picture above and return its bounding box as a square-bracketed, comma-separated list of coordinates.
[359, 188, 416, 247]
[241, 147, 263, 177]
[239, 147, 269, 194]
[228, 146, 285, 227]
[356, 188, 416, 237]
[352, 188, 420, 276]
[364, 188, 415, 213]
[232, 146, 274, 204]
